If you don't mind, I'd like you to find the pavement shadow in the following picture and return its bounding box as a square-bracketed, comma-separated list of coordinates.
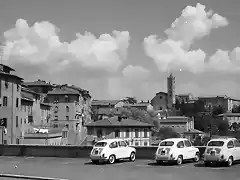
[84, 160, 129, 166]
[195, 161, 240, 168]
[147, 162, 176, 166]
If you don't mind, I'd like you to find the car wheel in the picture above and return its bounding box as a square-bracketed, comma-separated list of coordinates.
[156, 160, 163, 165]
[226, 156, 233, 167]
[204, 161, 210, 167]
[108, 155, 116, 164]
[91, 160, 99, 164]
[176, 155, 183, 165]
[129, 152, 136, 162]
[194, 152, 200, 162]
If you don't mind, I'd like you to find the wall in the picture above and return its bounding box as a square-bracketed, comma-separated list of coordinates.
[0, 78, 21, 144]
[0, 145, 206, 159]
[151, 93, 168, 111]
[87, 127, 152, 146]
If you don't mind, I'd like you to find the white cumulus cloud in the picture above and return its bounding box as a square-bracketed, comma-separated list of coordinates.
[143, 3, 240, 73]
[3, 19, 130, 73]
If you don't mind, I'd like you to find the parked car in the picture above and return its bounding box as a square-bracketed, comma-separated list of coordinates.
[204, 137, 240, 167]
[155, 138, 200, 165]
[90, 138, 136, 164]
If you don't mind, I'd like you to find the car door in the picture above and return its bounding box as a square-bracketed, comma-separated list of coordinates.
[177, 141, 187, 159]
[109, 141, 121, 159]
[227, 140, 237, 160]
[119, 140, 129, 158]
[184, 140, 194, 159]
[233, 139, 240, 160]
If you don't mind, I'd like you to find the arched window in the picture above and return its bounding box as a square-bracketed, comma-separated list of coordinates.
[66, 106, 69, 112]
[54, 106, 58, 113]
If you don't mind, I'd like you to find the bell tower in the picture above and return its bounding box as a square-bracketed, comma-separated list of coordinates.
[167, 73, 176, 109]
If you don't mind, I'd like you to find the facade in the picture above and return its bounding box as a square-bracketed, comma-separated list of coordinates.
[123, 102, 153, 111]
[86, 116, 153, 146]
[176, 93, 194, 103]
[151, 92, 168, 111]
[217, 113, 240, 127]
[23, 80, 54, 94]
[198, 95, 240, 112]
[44, 84, 92, 145]
[0, 64, 23, 144]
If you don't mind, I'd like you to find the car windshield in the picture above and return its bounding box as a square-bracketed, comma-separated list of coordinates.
[159, 141, 174, 146]
[208, 141, 224, 147]
[94, 142, 107, 147]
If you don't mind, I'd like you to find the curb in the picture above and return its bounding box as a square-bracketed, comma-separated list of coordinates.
[0, 173, 68, 180]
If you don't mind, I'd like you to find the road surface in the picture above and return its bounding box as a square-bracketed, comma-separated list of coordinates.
[0, 156, 240, 180]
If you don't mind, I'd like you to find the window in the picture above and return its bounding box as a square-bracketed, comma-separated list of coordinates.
[144, 129, 148, 138]
[17, 84, 19, 91]
[54, 96, 59, 102]
[144, 141, 148, 146]
[184, 140, 192, 147]
[21, 118, 22, 124]
[97, 129, 102, 138]
[119, 141, 127, 147]
[54, 106, 58, 113]
[0, 118, 7, 128]
[159, 107, 163, 110]
[53, 124, 58, 128]
[95, 142, 107, 147]
[66, 106, 69, 112]
[16, 116, 18, 127]
[115, 129, 120, 138]
[5, 79, 8, 89]
[135, 141, 139, 146]
[16, 98, 19, 108]
[125, 129, 130, 138]
[109, 141, 118, 148]
[28, 116, 33, 123]
[54, 115, 58, 120]
[3, 96, 7, 106]
[177, 141, 184, 148]
[207, 141, 224, 147]
[16, 138, 20, 144]
[65, 95, 69, 102]
[135, 129, 139, 138]
[159, 96, 162, 99]
[66, 116, 69, 121]
[227, 141, 234, 148]
[160, 141, 174, 146]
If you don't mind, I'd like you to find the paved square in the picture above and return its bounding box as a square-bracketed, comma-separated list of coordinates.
[0, 157, 240, 180]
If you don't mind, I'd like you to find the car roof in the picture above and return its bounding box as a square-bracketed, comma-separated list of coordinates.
[161, 138, 189, 142]
[209, 137, 237, 142]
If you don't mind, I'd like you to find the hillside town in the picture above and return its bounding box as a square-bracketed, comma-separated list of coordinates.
[1, 63, 240, 147]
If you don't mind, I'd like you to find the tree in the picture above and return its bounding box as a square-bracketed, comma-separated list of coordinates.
[232, 105, 240, 113]
[122, 97, 137, 104]
[156, 127, 180, 140]
[212, 105, 225, 116]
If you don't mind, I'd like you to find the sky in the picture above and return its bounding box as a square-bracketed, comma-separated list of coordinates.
[0, 0, 240, 100]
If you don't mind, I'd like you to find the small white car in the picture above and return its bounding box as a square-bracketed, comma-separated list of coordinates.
[155, 138, 200, 165]
[90, 138, 136, 164]
[204, 137, 240, 167]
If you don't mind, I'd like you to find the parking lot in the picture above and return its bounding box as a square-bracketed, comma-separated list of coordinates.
[0, 156, 240, 180]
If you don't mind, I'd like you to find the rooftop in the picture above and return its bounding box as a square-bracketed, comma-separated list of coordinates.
[91, 100, 121, 106]
[23, 79, 53, 87]
[86, 116, 153, 127]
[217, 113, 240, 117]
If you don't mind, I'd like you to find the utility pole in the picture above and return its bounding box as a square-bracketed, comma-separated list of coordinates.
[0, 42, 4, 64]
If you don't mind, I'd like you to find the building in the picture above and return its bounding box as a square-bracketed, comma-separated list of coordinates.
[0, 64, 23, 144]
[91, 100, 124, 111]
[198, 95, 240, 112]
[151, 92, 168, 111]
[44, 84, 92, 145]
[217, 112, 240, 127]
[167, 73, 176, 108]
[123, 102, 153, 111]
[151, 73, 176, 111]
[159, 116, 203, 140]
[23, 79, 54, 94]
[176, 93, 195, 103]
[85, 116, 153, 146]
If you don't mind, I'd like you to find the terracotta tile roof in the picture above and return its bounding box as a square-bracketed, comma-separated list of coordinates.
[123, 103, 150, 107]
[159, 116, 190, 123]
[86, 116, 153, 127]
[47, 88, 79, 95]
[97, 107, 122, 115]
[91, 100, 121, 106]
[21, 92, 34, 102]
[0, 71, 23, 80]
[23, 80, 53, 86]
[218, 113, 240, 117]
